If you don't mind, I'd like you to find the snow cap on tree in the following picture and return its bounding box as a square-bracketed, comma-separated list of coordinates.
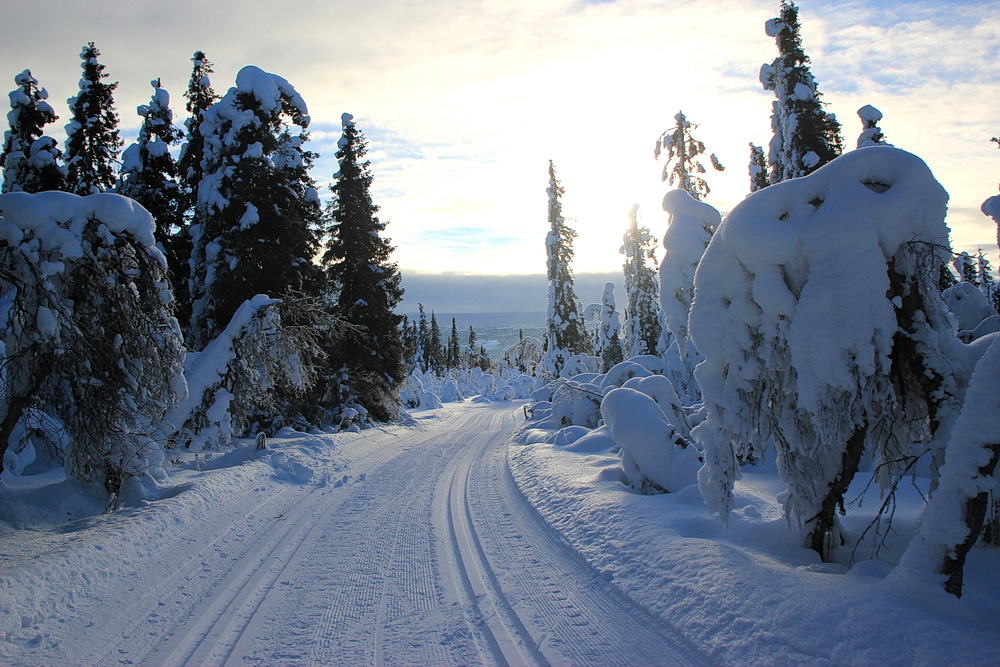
[2, 70, 65, 193]
[857, 104, 890, 148]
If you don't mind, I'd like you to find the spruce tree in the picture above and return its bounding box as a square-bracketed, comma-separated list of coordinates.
[416, 304, 430, 372]
[65, 43, 123, 195]
[447, 318, 462, 370]
[117, 79, 185, 289]
[2, 70, 65, 193]
[748, 143, 769, 193]
[542, 160, 590, 377]
[189, 66, 322, 348]
[760, 1, 843, 183]
[428, 311, 444, 375]
[178, 51, 219, 215]
[654, 111, 724, 201]
[466, 326, 478, 369]
[620, 205, 663, 357]
[323, 113, 405, 422]
[175, 51, 219, 332]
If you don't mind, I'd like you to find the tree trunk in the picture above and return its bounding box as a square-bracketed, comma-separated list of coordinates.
[807, 426, 868, 559]
[942, 443, 1000, 597]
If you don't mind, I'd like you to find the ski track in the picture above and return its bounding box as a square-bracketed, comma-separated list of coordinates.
[10, 402, 707, 666]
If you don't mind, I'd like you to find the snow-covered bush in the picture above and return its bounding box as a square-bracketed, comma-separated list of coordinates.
[690, 147, 958, 557]
[602, 387, 701, 494]
[162, 294, 325, 450]
[0, 191, 185, 499]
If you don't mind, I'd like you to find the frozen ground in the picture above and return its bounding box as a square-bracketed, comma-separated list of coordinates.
[2, 398, 998, 665]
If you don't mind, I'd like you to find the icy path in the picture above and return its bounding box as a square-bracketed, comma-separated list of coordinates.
[2, 402, 703, 666]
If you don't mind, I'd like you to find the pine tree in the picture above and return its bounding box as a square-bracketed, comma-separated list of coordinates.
[416, 304, 430, 372]
[178, 51, 219, 215]
[428, 311, 444, 375]
[597, 282, 624, 370]
[748, 143, 769, 193]
[620, 205, 663, 357]
[117, 79, 185, 290]
[760, 1, 843, 183]
[175, 51, 219, 332]
[954, 251, 979, 284]
[466, 326, 478, 369]
[323, 112, 405, 422]
[976, 249, 999, 311]
[654, 111, 724, 201]
[189, 66, 322, 348]
[542, 161, 591, 377]
[447, 318, 462, 370]
[65, 43, 123, 195]
[2, 70, 65, 193]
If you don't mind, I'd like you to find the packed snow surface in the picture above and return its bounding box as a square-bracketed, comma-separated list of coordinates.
[3, 398, 997, 665]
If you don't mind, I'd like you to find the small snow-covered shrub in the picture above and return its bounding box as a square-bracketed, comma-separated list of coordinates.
[602, 387, 700, 494]
[163, 294, 324, 450]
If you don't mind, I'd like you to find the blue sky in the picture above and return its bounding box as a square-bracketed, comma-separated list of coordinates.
[2, 0, 998, 304]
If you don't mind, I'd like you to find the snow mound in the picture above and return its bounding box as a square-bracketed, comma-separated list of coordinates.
[602, 387, 700, 494]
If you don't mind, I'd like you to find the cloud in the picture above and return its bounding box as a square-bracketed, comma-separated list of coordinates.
[2, 0, 997, 276]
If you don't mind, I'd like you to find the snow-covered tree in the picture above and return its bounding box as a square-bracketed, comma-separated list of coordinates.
[748, 143, 769, 193]
[64, 43, 123, 195]
[596, 283, 624, 370]
[446, 318, 462, 370]
[0, 192, 185, 500]
[428, 311, 444, 375]
[466, 325, 478, 370]
[178, 51, 219, 215]
[760, 2, 843, 183]
[654, 111, 724, 201]
[175, 51, 219, 332]
[658, 189, 720, 400]
[954, 251, 979, 284]
[690, 147, 958, 559]
[322, 112, 406, 423]
[856, 104, 889, 148]
[2, 70, 65, 193]
[117, 79, 184, 279]
[542, 161, 591, 376]
[188, 66, 322, 348]
[620, 205, 662, 358]
[896, 336, 1000, 598]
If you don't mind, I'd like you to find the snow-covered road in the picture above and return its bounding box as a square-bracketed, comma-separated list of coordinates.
[2, 401, 703, 666]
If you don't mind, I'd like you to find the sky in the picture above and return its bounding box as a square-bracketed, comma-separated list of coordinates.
[1, 0, 998, 312]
